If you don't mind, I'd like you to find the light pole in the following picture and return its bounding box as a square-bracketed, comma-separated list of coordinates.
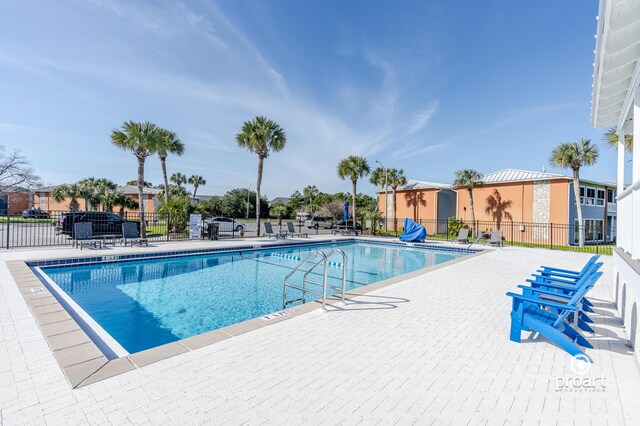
[376, 160, 388, 232]
[246, 184, 251, 219]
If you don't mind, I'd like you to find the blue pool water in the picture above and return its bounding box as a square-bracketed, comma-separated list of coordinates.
[40, 241, 466, 354]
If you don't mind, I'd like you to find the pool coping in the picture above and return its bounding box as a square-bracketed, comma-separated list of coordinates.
[6, 237, 489, 388]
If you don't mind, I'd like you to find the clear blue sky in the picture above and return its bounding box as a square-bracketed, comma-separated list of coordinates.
[0, 0, 624, 198]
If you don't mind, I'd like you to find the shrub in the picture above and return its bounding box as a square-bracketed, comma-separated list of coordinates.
[447, 216, 468, 237]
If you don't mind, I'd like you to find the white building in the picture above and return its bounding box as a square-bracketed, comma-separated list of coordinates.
[592, 0, 640, 361]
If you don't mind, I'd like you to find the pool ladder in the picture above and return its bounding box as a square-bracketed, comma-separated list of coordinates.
[283, 248, 347, 310]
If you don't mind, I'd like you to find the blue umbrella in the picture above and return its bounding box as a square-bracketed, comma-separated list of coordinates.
[344, 201, 349, 221]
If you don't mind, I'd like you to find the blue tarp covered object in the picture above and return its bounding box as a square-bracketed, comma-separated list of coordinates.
[399, 218, 426, 242]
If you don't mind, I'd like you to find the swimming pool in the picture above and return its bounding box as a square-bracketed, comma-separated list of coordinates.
[36, 240, 472, 355]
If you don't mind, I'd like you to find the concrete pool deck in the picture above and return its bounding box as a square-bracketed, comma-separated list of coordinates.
[1, 237, 639, 424]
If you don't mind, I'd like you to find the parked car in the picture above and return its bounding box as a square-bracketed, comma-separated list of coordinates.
[205, 217, 245, 232]
[56, 211, 139, 237]
[22, 208, 50, 219]
[332, 220, 363, 231]
[305, 216, 334, 229]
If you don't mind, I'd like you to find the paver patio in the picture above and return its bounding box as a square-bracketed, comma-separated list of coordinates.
[1, 238, 639, 424]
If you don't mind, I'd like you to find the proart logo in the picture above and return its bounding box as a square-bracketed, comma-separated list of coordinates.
[555, 355, 606, 393]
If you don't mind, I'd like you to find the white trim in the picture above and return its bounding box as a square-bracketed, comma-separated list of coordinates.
[34, 267, 129, 359]
[592, 0, 612, 127]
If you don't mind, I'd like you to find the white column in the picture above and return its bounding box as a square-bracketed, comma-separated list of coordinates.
[635, 89, 640, 182]
[633, 89, 640, 259]
[617, 129, 625, 197]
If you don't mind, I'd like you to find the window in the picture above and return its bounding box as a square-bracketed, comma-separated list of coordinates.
[585, 220, 594, 241]
[573, 220, 580, 244]
[596, 189, 605, 206]
[595, 220, 603, 241]
[579, 186, 585, 204]
[585, 188, 596, 205]
[607, 189, 616, 203]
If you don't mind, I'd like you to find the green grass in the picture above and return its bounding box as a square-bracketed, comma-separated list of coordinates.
[0, 217, 55, 223]
[368, 230, 613, 255]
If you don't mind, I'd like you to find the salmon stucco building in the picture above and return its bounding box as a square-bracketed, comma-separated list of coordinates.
[378, 180, 456, 234]
[378, 169, 617, 245]
[457, 169, 617, 245]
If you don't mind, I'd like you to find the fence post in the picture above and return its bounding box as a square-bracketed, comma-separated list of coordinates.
[550, 223, 553, 250]
[166, 213, 170, 241]
[5, 209, 10, 249]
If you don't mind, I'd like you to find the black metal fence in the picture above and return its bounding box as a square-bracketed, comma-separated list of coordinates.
[0, 209, 616, 254]
[378, 218, 615, 254]
[0, 210, 337, 249]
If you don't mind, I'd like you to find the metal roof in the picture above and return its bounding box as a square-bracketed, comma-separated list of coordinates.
[591, 0, 640, 129]
[117, 185, 162, 195]
[389, 179, 452, 191]
[481, 169, 569, 184]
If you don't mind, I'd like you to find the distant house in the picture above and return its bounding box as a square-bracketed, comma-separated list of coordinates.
[455, 169, 617, 244]
[378, 180, 456, 234]
[269, 197, 290, 206]
[0, 187, 33, 214]
[33, 185, 162, 214]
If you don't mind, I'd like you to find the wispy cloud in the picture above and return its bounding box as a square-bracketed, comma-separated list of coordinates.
[389, 141, 446, 161]
[406, 101, 439, 136]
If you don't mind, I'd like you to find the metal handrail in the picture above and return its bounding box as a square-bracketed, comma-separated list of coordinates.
[283, 248, 347, 310]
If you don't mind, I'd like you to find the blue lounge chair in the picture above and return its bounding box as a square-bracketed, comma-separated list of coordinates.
[507, 270, 602, 361]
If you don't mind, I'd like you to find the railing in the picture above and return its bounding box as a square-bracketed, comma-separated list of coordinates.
[617, 179, 640, 259]
[283, 248, 347, 309]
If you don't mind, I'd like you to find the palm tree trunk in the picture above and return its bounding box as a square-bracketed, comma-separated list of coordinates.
[351, 180, 357, 229]
[392, 187, 397, 233]
[573, 169, 585, 247]
[468, 188, 476, 238]
[256, 156, 264, 236]
[137, 157, 147, 237]
[161, 156, 169, 204]
[192, 185, 198, 202]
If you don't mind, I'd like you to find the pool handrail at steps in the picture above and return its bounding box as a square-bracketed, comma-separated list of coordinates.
[283, 248, 347, 310]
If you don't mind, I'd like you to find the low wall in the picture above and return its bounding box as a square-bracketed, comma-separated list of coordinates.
[613, 248, 640, 366]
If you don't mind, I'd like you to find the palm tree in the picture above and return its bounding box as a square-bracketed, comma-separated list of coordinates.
[369, 167, 387, 228]
[51, 184, 82, 211]
[484, 189, 513, 230]
[452, 169, 483, 237]
[116, 195, 139, 217]
[157, 129, 185, 203]
[550, 138, 599, 247]
[236, 116, 287, 236]
[603, 127, 633, 153]
[100, 188, 123, 212]
[188, 175, 206, 202]
[303, 185, 319, 213]
[337, 155, 371, 228]
[271, 202, 288, 226]
[387, 168, 407, 233]
[111, 120, 161, 237]
[77, 177, 97, 210]
[170, 172, 187, 192]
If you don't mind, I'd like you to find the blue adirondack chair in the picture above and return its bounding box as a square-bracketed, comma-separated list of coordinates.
[507, 271, 602, 361]
[531, 256, 601, 310]
[521, 262, 602, 333]
[535, 255, 600, 285]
